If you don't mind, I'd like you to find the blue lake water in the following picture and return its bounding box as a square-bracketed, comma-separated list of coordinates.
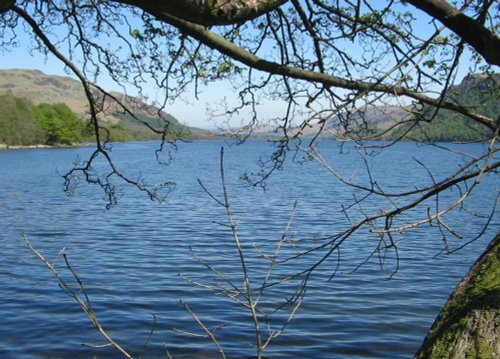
[0, 140, 498, 358]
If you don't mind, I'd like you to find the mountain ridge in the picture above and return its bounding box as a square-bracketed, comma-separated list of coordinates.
[0, 68, 213, 139]
[387, 73, 498, 142]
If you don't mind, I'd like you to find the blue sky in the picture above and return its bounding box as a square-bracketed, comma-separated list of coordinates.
[0, 16, 240, 129]
[0, 39, 227, 129]
[0, 27, 294, 130]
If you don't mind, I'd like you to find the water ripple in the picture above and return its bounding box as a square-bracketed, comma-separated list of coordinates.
[0, 140, 497, 359]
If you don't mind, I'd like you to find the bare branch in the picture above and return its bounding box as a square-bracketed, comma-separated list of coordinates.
[22, 234, 133, 359]
[142, 11, 496, 130]
[406, 0, 500, 65]
[179, 299, 226, 359]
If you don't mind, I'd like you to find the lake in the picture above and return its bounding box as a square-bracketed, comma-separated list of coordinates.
[0, 140, 498, 358]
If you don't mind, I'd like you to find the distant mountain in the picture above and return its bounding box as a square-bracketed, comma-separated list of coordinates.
[322, 105, 411, 140]
[0, 69, 214, 141]
[244, 105, 411, 140]
[246, 73, 497, 142]
[387, 73, 498, 142]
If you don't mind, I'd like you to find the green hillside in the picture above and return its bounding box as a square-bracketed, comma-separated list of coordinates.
[0, 69, 215, 146]
[111, 111, 193, 141]
[389, 73, 498, 142]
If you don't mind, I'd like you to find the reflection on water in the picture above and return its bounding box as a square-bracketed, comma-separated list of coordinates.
[0, 140, 497, 358]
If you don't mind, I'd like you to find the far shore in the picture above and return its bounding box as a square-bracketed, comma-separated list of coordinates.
[0, 143, 90, 150]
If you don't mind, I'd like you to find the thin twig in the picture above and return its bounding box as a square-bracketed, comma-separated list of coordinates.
[179, 299, 226, 359]
[22, 234, 133, 359]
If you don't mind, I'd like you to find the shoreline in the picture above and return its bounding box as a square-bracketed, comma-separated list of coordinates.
[0, 143, 89, 150]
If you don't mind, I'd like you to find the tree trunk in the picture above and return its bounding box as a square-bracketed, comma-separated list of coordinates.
[414, 232, 500, 359]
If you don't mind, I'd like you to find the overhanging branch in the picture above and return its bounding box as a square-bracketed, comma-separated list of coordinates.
[405, 0, 500, 66]
[139, 9, 497, 131]
[114, 0, 289, 26]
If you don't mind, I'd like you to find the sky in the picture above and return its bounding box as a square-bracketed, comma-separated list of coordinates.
[0, 39, 228, 129]
[0, 26, 295, 130]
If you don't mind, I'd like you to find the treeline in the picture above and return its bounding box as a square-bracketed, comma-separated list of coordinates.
[390, 109, 492, 142]
[0, 92, 208, 147]
[0, 92, 89, 146]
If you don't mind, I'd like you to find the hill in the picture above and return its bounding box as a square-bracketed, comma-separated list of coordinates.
[244, 73, 497, 142]
[0, 69, 90, 114]
[386, 73, 498, 142]
[0, 69, 214, 144]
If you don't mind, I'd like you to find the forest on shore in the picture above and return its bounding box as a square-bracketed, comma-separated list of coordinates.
[0, 91, 88, 146]
[0, 91, 204, 147]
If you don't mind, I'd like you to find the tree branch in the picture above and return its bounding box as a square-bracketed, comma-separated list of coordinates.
[115, 0, 288, 26]
[406, 0, 500, 65]
[136, 9, 497, 131]
[0, 0, 14, 14]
